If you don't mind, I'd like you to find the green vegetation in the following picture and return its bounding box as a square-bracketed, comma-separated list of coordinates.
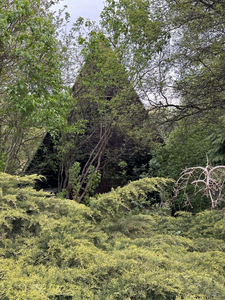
[0, 0, 72, 174]
[1, 0, 225, 298]
[1, 173, 225, 299]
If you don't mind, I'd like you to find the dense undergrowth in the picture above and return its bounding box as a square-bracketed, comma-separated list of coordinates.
[0, 173, 225, 299]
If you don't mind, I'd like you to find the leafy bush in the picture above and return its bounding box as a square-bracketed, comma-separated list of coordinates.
[0, 173, 225, 299]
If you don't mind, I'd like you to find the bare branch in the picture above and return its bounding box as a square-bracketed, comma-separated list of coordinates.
[174, 159, 225, 209]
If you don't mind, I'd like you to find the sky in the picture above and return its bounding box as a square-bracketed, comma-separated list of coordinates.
[52, 0, 105, 25]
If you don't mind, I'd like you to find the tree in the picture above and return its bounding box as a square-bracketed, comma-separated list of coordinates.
[57, 32, 152, 201]
[100, 0, 170, 108]
[164, 0, 225, 120]
[99, 0, 225, 195]
[100, 0, 225, 123]
[0, 0, 71, 174]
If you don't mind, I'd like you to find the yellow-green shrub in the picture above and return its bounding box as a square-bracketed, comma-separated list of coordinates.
[0, 173, 225, 299]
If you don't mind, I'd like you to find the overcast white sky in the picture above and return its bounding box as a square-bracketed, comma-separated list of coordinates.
[53, 0, 105, 25]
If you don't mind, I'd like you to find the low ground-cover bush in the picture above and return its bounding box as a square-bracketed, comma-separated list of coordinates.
[0, 173, 225, 299]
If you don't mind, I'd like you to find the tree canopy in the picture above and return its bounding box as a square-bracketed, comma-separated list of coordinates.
[100, 0, 225, 122]
[0, 0, 71, 173]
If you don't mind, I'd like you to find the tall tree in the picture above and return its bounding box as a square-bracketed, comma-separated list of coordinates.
[166, 0, 225, 119]
[0, 0, 70, 173]
[100, 0, 225, 122]
[57, 33, 152, 201]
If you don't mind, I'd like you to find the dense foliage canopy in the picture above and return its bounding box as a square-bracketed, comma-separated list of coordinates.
[0, 0, 72, 174]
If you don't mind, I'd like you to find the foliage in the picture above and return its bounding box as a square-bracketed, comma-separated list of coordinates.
[165, 0, 225, 117]
[1, 1, 225, 296]
[150, 118, 214, 177]
[100, 0, 169, 83]
[149, 117, 221, 211]
[56, 34, 152, 197]
[90, 176, 174, 222]
[0, 0, 71, 174]
[208, 115, 225, 164]
[69, 162, 101, 204]
[1, 173, 225, 299]
[100, 0, 225, 125]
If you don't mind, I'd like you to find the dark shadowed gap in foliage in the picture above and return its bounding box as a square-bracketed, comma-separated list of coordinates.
[25, 131, 153, 198]
[25, 132, 59, 191]
[25, 131, 152, 197]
